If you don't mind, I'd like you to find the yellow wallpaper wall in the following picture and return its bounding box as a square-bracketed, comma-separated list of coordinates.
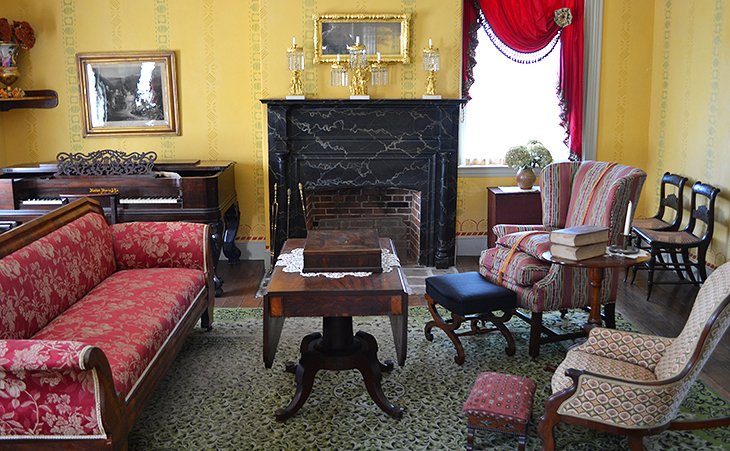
[3, 1, 728, 267]
[0, 0, 462, 254]
[646, 0, 730, 267]
[595, 0, 653, 179]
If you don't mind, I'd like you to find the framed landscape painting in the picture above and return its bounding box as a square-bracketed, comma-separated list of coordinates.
[76, 51, 180, 136]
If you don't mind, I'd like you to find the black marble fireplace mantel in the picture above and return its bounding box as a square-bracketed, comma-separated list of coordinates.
[262, 99, 465, 268]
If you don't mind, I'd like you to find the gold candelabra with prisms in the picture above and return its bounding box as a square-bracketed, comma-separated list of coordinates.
[347, 38, 369, 97]
[330, 36, 389, 99]
[422, 38, 441, 99]
[286, 37, 305, 99]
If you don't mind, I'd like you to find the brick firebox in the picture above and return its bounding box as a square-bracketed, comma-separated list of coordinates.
[305, 188, 422, 264]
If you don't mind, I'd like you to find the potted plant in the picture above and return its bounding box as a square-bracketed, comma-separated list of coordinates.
[0, 18, 35, 97]
[504, 139, 553, 189]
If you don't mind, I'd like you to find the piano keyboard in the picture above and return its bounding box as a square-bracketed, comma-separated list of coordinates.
[119, 197, 179, 205]
[20, 199, 64, 206]
[21, 197, 179, 206]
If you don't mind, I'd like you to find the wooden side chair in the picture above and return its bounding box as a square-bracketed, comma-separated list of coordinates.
[538, 261, 730, 451]
[628, 172, 688, 283]
[631, 172, 688, 234]
[632, 181, 720, 299]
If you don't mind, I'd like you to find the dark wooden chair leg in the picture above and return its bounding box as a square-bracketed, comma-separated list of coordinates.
[465, 426, 475, 451]
[682, 249, 699, 285]
[697, 247, 709, 282]
[669, 249, 686, 280]
[646, 250, 657, 300]
[517, 434, 527, 451]
[529, 312, 542, 358]
[628, 434, 645, 451]
[603, 302, 616, 329]
[537, 413, 558, 451]
[630, 264, 639, 284]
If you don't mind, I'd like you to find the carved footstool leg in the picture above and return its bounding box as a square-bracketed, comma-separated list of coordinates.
[425, 272, 518, 364]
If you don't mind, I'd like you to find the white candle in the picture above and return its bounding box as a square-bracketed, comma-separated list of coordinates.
[356, 36, 360, 45]
[429, 38, 433, 47]
[623, 200, 633, 235]
[377, 52, 381, 63]
[292, 36, 296, 46]
[336, 54, 341, 63]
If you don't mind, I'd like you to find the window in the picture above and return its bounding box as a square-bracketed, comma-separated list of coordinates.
[460, 27, 570, 166]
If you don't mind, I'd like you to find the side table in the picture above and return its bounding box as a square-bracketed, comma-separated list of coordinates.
[264, 238, 408, 421]
[541, 251, 650, 331]
[487, 186, 542, 248]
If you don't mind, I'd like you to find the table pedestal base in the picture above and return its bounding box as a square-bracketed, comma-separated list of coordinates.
[275, 317, 404, 422]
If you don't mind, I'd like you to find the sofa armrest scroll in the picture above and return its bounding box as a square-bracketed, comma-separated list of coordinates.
[0, 340, 124, 440]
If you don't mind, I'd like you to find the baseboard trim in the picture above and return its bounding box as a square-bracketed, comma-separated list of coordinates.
[456, 236, 487, 256]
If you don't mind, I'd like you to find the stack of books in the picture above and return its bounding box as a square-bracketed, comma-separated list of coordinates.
[549, 225, 609, 261]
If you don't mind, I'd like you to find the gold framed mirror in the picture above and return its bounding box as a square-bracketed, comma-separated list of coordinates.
[313, 14, 410, 64]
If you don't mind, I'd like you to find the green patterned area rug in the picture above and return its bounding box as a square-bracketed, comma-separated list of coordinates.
[129, 308, 730, 450]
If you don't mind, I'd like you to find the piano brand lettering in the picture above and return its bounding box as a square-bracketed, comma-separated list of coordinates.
[89, 187, 120, 195]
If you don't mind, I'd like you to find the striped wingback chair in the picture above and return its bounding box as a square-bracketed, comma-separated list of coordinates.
[538, 261, 730, 450]
[479, 161, 646, 357]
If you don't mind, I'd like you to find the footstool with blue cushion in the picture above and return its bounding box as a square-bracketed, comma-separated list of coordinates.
[424, 272, 517, 364]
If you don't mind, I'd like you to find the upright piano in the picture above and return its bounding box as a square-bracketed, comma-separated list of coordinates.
[0, 150, 240, 295]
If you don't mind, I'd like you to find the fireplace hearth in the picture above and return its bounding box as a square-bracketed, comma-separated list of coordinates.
[263, 99, 464, 268]
[305, 187, 421, 264]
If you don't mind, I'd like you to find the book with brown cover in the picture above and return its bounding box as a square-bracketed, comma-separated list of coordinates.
[550, 242, 608, 261]
[550, 225, 609, 247]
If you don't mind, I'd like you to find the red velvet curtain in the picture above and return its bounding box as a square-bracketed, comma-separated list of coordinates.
[463, 0, 584, 160]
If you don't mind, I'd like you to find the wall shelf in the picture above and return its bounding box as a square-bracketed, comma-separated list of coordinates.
[0, 90, 58, 112]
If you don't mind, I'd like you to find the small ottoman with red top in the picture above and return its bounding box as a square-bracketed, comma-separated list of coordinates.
[462, 372, 537, 451]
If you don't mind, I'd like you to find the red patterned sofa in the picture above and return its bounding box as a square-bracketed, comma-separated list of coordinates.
[0, 198, 214, 449]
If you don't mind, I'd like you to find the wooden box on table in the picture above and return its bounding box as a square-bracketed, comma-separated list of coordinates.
[303, 228, 382, 272]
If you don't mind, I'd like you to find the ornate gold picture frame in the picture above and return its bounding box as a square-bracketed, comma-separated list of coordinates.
[313, 14, 410, 64]
[76, 51, 180, 137]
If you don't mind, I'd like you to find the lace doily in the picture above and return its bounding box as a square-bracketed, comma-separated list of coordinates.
[276, 248, 401, 278]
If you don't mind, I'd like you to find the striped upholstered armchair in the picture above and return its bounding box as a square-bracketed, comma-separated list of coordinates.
[479, 161, 646, 357]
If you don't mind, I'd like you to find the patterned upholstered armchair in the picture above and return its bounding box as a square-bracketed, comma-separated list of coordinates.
[479, 161, 646, 357]
[538, 261, 730, 450]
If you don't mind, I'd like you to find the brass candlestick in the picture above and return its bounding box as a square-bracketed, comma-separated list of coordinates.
[608, 233, 639, 255]
[286, 37, 305, 99]
[422, 38, 441, 99]
[347, 37, 369, 98]
[298, 182, 307, 219]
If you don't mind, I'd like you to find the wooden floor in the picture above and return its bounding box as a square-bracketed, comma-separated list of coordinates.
[214, 256, 730, 401]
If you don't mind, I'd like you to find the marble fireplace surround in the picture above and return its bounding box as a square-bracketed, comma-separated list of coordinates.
[262, 99, 463, 268]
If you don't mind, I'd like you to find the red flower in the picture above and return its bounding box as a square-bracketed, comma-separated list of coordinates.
[0, 18, 12, 42]
[0, 18, 35, 50]
[13, 21, 35, 50]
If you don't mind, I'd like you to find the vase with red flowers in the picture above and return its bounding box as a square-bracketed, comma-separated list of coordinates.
[0, 18, 36, 98]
